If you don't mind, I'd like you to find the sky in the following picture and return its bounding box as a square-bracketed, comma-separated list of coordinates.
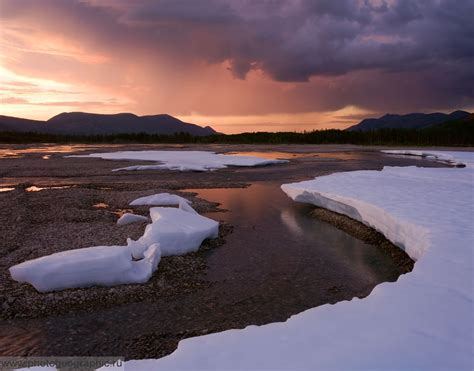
[0, 0, 473, 133]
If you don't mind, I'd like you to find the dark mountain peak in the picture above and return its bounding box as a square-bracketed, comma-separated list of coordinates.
[346, 110, 471, 131]
[142, 113, 182, 122]
[1, 112, 216, 136]
[47, 112, 139, 123]
[448, 110, 470, 119]
[381, 113, 397, 119]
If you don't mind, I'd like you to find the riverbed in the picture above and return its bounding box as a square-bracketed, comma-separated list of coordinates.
[0, 144, 447, 359]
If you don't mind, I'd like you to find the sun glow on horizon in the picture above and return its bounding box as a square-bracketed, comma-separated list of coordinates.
[177, 106, 375, 133]
[0, 65, 132, 120]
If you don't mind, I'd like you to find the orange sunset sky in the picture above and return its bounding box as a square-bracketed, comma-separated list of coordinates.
[0, 0, 472, 134]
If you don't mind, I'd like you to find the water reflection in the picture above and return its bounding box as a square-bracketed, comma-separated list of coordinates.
[26, 185, 72, 192]
[0, 187, 15, 193]
[314, 152, 367, 161]
[93, 202, 109, 209]
[0, 144, 189, 159]
[0, 144, 117, 158]
[225, 151, 316, 160]
[223, 151, 367, 162]
[186, 183, 404, 290]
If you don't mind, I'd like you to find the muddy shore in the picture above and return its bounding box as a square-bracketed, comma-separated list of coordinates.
[0, 144, 447, 358]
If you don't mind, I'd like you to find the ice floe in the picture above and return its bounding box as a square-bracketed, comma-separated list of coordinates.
[127, 150, 473, 370]
[128, 203, 218, 258]
[117, 213, 149, 226]
[68, 150, 287, 171]
[9, 244, 161, 292]
[9, 195, 217, 292]
[130, 192, 191, 206]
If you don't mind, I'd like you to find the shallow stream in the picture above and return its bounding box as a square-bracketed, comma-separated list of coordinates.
[0, 181, 409, 359]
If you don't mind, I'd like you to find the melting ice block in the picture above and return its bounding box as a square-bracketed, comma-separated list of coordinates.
[9, 201, 219, 292]
[129, 203, 219, 258]
[130, 193, 191, 206]
[9, 244, 161, 292]
[117, 213, 149, 226]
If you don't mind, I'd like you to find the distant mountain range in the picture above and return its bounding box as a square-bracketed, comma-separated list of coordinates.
[0, 110, 472, 137]
[346, 110, 471, 131]
[0, 112, 217, 136]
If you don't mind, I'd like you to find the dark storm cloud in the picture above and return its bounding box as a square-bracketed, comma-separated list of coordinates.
[114, 0, 473, 81]
[1, 0, 472, 114]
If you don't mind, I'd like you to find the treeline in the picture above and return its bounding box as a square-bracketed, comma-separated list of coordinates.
[1, 118, 473, 146]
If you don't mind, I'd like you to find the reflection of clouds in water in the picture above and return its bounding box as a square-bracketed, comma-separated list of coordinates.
[226, 152, 315, 160]
[280, 208, 304, 236]
[25, 185, 72, 192]
[314, 152, 368, 161]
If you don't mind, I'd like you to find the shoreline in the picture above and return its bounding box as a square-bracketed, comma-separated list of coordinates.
[310, 207, 414, 274]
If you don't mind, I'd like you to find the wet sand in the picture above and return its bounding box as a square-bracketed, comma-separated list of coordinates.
[0, 144, 447, 359]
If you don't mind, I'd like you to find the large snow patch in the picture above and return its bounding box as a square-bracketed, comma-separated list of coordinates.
[127, 151, 473, 370]
[68, 150, 287, 171]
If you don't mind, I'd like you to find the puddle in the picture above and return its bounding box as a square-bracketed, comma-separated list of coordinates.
[0, 187, 15, 193]
[0, 144, 189, 159]
[225, 151, 315, 160]
[93, 202, 109, 209]
[383, 153, 464, 167]
[223, 151, 369, 162]
[0, 145, 119, 158]
[0, 151, 22, 158]
[314, 152, 367, 161]
[25, 186, 72, 192]
[93, 203, 133, 216]
[110, 208, 134, 217]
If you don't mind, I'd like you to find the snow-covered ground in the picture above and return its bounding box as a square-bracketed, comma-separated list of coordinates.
[68, 150, 287, 171]
[126, 150, 473, 370]
[382, 149, 473, 167]
[9, 200, 218, 292]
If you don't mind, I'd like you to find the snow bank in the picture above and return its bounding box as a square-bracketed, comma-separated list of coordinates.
[9, 244, 161, 292]
[117, 213, 149, 226]
[10, 195, 217, 292]
[130, 192, 190, 206]
[127, 151, 473, 370]
[128, 203, 218, 258]
[382, 149, 474, 168]
[68, 150, 287, 171]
